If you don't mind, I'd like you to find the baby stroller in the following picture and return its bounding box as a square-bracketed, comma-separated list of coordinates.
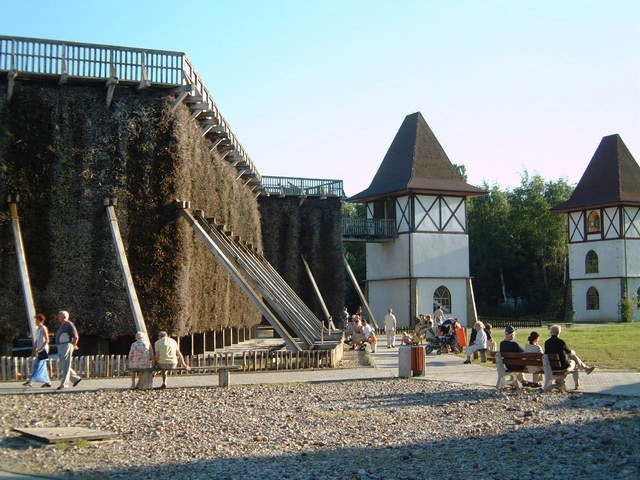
[424, 333, 461, 354]
[425, 319, 462, 354]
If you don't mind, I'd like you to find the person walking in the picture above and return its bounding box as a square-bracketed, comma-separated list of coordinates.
[383, 308, 397, 348]
[55, 310, 82, 390]
[23, 313, 52, 388]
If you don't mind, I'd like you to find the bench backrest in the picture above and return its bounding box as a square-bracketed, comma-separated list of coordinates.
[543, 353, 563, 371]
[500, 351, 543, 368]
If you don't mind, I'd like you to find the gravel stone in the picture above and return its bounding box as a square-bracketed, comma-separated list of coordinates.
[0, 379, 639, 479]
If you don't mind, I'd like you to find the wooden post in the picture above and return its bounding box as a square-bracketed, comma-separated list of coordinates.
[343, 255, 379, 328]
[105, 199, 148, 335]
[8, 199, 37, 340]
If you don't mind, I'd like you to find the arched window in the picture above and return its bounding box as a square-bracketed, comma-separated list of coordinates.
[587, 211, 601, 233]
[433, 286, 451, 314]
[586, 287, 599, 310]
[585, 250, 599, 273]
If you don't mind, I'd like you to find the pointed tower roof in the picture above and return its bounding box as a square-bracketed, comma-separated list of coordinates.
[349, 112, 485, 202]
[553, 134, 640, 212]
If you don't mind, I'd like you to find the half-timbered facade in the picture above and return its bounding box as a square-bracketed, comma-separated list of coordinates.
[349, 112, 485, 327]
[553, 134, 640, 322]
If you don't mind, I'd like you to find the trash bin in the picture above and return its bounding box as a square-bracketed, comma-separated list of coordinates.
[398, 345, 426, 378]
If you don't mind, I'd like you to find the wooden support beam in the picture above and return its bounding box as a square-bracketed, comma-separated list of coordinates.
[7, 69, 18, 101]
[105, 65, 119, 108]
[344, 255, 379, 329]
[7, 198, 37, 339]
[104, 198, 148, 335]
[171, 85, 193, 112]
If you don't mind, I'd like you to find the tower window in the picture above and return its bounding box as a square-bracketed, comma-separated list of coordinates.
[587, 211, 601, 233]
[585, 250, 599, 274]
[586, 287, 599, 310]
[433, 286, 451, 314]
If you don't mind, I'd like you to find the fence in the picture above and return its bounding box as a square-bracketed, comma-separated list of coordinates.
[261, 176, 345, 198]
[0, 36, 184, 85]
[342, 218, 398, 239]
[0, 349, 335, 382]
[478, 313, 562, 329]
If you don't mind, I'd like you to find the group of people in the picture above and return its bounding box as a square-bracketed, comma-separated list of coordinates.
[343, 309, 377, 352]
[23, 310, 82, 390]
[128, 330, 190, 389]
[22, 310, 190, 390]
[497, 324, 595, 389]
[401, 311, 463, 351]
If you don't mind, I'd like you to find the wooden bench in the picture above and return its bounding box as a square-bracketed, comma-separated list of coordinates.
[129, 365, 242, 389]
[472, 349, 488, 362]
[491, 352, 569, 392]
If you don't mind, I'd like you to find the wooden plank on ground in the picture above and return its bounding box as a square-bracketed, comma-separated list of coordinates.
[11, 427, 118, 444]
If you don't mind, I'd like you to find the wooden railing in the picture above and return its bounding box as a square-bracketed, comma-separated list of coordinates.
[0, 36, 184, 85]
[261, 176, 345, 198]
[0, 349, 335, 382]
[342, 218, 397, 240]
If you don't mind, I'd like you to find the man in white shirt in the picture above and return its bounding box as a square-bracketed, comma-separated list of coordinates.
[383, 308, 397, 348]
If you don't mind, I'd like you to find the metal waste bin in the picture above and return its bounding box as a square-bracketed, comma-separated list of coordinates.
[398, 345, 426, 377]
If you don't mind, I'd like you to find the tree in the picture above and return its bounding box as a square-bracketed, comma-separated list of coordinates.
[342, 202, 366, 313]
[468, 173, 572, 316]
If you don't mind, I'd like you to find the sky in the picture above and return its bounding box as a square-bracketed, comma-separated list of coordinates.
[1, 0, 639, 197]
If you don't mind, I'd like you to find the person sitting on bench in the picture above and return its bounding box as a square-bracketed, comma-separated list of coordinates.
[153, 331, 190, 389]
[544, 324, 595, 390]
[128, 331, 154, 389]
[524, 331, 544, 388]
[464, 321, 487, 364]
[499, 325, 526, 383]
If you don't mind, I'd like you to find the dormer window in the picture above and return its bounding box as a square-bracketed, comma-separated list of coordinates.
[587, 210, 601, 233]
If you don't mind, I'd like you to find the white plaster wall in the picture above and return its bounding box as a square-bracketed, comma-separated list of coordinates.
[367, 279, 411, 328]
[416, 278, 469, 326]
[366, 235, 410, 280]
[625, 239, 640, 275]
[571, 278, 621, 322]
[569, 240, 627, 279]
[411, 233, 470, 277]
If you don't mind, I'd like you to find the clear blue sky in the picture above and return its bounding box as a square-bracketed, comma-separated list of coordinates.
[2, 0, 639, 196]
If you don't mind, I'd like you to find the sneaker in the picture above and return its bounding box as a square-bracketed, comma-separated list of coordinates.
[159, 384, 167, 389]
[42, 383, 52, 388]
[585, 366, 595, 375]
[56, 385, 67, 390]
[22, 381, 32, 387]
[72, 378, 82, 387]
[463, 360, 471, 364]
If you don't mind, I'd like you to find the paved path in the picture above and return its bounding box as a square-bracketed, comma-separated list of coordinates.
[1, 341, 638, 480]
[1, 342, 638, 396]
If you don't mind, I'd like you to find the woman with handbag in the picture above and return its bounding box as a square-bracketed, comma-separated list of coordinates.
[23, 313, 52, 387]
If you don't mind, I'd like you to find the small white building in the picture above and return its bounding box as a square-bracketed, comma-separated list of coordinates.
[349, 112, 485, 327]
[553, 134, 640, 322]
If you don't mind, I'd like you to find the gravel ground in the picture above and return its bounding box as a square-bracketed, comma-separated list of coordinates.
[1, 376, 639, 480]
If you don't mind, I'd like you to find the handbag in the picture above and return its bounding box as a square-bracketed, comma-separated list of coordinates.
[37, 350, 48, 360]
